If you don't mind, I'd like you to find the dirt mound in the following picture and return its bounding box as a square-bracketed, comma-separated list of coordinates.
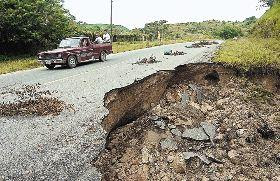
[0, 84, 72, 117]
[95, 63, 280, 180]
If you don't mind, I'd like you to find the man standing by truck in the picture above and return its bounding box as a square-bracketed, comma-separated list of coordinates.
[103, 30, 111, 43]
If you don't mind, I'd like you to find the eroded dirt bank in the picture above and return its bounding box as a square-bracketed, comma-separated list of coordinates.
[96, 63, 280, 180]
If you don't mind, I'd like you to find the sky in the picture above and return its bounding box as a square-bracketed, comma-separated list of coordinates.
[63, 0, 268, 29]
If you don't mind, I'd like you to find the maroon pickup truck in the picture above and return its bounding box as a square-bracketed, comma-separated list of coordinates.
[38, 37, 113, 69]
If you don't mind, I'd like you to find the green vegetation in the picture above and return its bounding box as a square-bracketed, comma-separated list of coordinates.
[215, 25, 243, 39]
[259, 0, 276, 7]
[76, 23, 130, 38]
[0, 0, 76, 54]
[213, 38, 280, 69]
[252, 0, 280, 38]
[113, 35, 211, 53]
[129, 19, 256, 42]
[0, 56, 39, 75]
[214, 1, 280, 70]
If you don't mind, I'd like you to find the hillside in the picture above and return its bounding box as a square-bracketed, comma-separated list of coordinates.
[253, 0, 280, 38]
[214, 0, 280, 69]
[164, 20, 254, 39]
[130, 19, 256, 41]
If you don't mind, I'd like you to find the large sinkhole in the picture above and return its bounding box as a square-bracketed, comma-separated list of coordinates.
[95, 63, 280, 181]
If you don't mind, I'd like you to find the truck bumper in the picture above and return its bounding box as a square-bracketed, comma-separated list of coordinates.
[38, 59, 66, 65]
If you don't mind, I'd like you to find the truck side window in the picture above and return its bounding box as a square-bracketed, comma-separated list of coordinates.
[81, 39, 89, 47]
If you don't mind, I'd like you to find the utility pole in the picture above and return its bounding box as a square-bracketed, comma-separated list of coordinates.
[110, 0, 113, 43]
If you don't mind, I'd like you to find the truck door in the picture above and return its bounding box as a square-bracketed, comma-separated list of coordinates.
[80, 39, 93, 61]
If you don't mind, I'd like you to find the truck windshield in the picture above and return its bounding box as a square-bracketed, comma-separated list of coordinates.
[59, 39, 80, 48]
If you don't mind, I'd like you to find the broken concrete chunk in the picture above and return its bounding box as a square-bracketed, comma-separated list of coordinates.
[200, 122, 216, 144]
[180, 92, 189, 107]
[197, 154, 211, 165]
[189, 84, 203, 104]
[189, 84, 198, 92]
[160, 138, 178, 151]
[155, 120, 166, 130]
[196, 91, 203, 104]
[183, 152, 197, 160]
[171, 128, 182, 137]
[183, 152, 211, 165]
[182, 127, 209, 141]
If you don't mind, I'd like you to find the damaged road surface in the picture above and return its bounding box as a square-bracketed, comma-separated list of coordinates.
[0, 42, 219, 180]
[97, 63, 280, 180]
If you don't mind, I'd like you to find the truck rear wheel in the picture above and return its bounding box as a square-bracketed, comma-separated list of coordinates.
[45, 64, 55, 70]
[67, 55, 77, 68]
[99, 51, 107, 62]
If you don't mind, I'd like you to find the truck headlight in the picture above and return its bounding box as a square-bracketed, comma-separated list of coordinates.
[57, 53, 62, 58]
[38, 54, 42, 59]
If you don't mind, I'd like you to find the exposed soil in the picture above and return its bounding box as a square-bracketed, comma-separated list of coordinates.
[94, 63, 280, 181]
[0, 84, 72, 117]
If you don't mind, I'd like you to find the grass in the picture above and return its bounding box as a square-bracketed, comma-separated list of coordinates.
[213, 38, 280, 70]
[112, 34, 211, 53]
[0, 55, 40, 75]
[112, 41, 176, 53]
[253, 1, 280, 38]
[0, 34, 211, 75]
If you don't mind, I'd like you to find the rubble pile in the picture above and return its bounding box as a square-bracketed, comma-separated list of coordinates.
[164, 50, 187, 56]
[95, 64, 280, 180]
[134, 55, 159, 64]
[186, 40, 219, 48]
[0, 84, 70, 117]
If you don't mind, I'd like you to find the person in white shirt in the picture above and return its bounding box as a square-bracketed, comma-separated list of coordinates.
[103, 30, 111, 43]
[94, 35, 103, 44]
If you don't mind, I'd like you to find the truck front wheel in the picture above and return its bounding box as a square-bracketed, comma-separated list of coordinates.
[67, 55, 77, 68]
[99, 51, 107, 62]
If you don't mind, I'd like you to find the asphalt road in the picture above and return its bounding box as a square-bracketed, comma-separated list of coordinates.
[0, 42, 220, 180]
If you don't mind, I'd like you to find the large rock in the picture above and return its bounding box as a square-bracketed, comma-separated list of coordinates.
[171, 128, 182, 137]
[182, 127, 209, 141]
[200, 122, 216, 144]
[183, 152, 211, 165]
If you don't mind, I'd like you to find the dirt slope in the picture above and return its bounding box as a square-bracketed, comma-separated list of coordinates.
[95, 63, 280, 180]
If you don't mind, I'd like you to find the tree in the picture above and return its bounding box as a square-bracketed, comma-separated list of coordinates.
[216, 25, 243, 39]
[143, 20, 168, 41]
[0, 0, 76, 54]
[259, 0, 275, 7]
[243, 16, 257, 25]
